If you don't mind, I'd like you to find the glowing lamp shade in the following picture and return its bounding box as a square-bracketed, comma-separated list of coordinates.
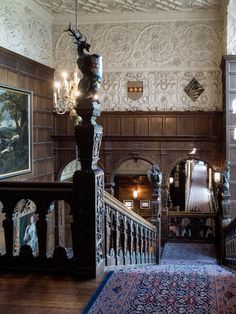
[133, 189, 138, 199]
[169, 177, 174, 184]
[214, 172, 221, 183]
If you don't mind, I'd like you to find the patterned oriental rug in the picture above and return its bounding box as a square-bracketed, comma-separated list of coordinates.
[83, 243, 236, 314]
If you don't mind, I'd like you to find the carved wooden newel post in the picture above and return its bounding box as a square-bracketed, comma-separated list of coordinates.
[72, 99, 104, 277]
[148, 165, 162, 264]
[67, 26, 105, 277]
[220, 161, 232, 263]
[221, 161, 232, 225]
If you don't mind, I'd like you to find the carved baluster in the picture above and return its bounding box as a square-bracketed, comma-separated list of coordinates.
[151, 231, 155, 263]
[118, 216, 125, 265]
[36, 203, 49, 258]
[143, 228, 147, 263]
[126, 220, 132, 265]
[132, 224, 137, 264]
[104, 205, 110, 265]
[137, 226, 141, 264]
[111, 212, 117, 263]
[2, 200, 15, 256]
[122, 217, 128, 265]
[146, 230, 150, 263]
[139, 226, 144, 264]
[114, 211, 119, 265]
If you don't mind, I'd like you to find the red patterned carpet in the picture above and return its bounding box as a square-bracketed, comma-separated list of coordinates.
[83, 243, 236, 314]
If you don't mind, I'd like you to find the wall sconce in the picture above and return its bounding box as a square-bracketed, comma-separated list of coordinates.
[169, 177, 174, 184]
[133, 188, 138, 199]
[214, 172, 221, 183]
[232, 98, 236, 113]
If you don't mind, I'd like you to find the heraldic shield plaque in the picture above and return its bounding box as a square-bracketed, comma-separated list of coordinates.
[127, 81, 143, 101]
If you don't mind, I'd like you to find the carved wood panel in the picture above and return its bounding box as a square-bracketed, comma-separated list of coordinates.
[0, 47, 54, 182]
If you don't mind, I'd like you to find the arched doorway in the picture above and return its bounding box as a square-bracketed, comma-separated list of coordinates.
[113, 159, 153, 219]
[168, 159, 217, 212]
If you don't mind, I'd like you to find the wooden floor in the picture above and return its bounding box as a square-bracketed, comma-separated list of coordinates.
[0, 270, 106, 313]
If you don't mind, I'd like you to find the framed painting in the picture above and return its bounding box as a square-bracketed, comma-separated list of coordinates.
[123, 200, 133, 209]
[140, 200, 150, 209]
[0, 84, 32, 179]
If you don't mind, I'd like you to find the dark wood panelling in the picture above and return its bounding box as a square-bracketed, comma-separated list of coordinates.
[136, 116, 149, 135]
[53, 111, 223, 190]
[193, 117, 208, 135]
[150, 116, 163, 135]
[97, 112, 222, 138]
[164, 117, 177, 135]
[221, 55, 236, 219]
[123, 116, 135, 135]
[178, 117, 193, 135]
[108, 116, 121, 135]
[0, 47, 54, 182]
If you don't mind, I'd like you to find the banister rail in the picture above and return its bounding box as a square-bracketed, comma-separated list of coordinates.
[104, 192, 156, 231]
[0, 182, 157, 275]
[104, 191, 157, 268]
[224, 218, 236, 269]
[0, 181, 74, 268]
[167, 211, 218, 240]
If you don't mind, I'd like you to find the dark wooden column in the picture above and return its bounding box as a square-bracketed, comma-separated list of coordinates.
[221, 56, 236, 220]
[148, 165, 162, 263]
[72, 99, 105, 278]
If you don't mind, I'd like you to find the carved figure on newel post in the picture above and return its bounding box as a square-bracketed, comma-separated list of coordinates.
[221, 160, 232, 226]
[66, 25, 105, 278]
[148, 164, 162, 220]
[148, 164, 162, 263]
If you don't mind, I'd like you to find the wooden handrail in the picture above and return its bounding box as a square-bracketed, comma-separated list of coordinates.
[168, 211, 217, 218]
[223, 217, 236, 268]
[224, 217, 236, 234]
[104, 191, 156, 231]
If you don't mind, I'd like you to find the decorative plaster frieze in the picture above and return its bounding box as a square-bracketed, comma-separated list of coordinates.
[0, 0, 53, 67]
[53, 20, 223, 71]
[99, 71, 222, 112]
[227, 12, 236, 55]
[53, 20, 223, 112]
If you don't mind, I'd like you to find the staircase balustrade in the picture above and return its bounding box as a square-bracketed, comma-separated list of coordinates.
[104, 192, 157, 269]
[0, 181, 157, 275]
[224, 218, 236, 268]
[167, 211, 218, 240]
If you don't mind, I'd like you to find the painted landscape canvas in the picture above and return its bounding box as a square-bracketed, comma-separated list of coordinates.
[0, 85, 32, 179]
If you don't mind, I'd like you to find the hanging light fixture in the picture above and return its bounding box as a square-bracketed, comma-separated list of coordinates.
[133, 177, 139, 199]
[133, 188, 138, 199]
[53, 0, 81, 117]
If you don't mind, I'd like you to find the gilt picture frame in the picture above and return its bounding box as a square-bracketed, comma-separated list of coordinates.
[123, 200, 133, 209]
[0, 84, 32, 179]
[140, 200, 150, 209]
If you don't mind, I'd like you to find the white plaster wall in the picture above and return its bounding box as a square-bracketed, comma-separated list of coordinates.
[53, 19, 224, 111]
[227, 0, 236, 55]
[0, 0, 53, 67]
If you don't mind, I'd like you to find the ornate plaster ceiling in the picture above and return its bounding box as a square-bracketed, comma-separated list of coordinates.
[34, 0, 223, 16]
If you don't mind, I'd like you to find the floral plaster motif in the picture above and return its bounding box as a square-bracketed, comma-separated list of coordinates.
[53, 20, 223, 112]
[227, 12, 236, 55]
[0, 0, 52, 67]
[54, 21, 223, 70]
[99, 71, 222, 111]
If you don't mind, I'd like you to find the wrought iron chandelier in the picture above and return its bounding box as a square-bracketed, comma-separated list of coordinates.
[53, 70, 80, 115]
[53, 0, 81, 117]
